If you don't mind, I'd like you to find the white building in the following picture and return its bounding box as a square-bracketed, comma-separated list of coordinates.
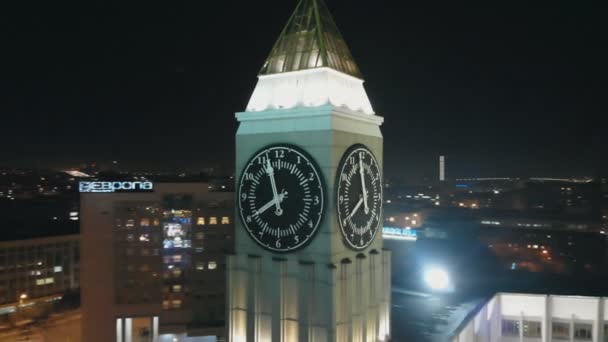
[452, 293, 608, 342]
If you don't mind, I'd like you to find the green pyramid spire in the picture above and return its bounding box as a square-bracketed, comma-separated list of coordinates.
[259, 0, 363, 79]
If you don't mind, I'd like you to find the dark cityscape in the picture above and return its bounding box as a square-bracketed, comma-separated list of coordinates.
[1, 0, 607, 341]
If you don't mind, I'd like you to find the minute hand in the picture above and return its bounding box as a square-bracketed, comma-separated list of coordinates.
[359, 156, 369, 214]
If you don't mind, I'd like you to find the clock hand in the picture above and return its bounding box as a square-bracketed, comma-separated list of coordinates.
[265, 159, 283, 216]
[344, 197, 364, 225]
[255, 191, 288, 216]
[359, 155, 369, 214]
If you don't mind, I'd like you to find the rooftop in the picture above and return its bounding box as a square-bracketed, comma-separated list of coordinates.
[259, 0, 362, 79]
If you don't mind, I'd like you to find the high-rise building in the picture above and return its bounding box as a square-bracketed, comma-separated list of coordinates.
[80, 182, 234, 342]
[440, 156, 446, 181]
[228, 0, 391, 340]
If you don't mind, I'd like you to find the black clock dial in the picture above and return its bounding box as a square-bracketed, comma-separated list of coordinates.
[238, 144, 325, 253]
[336, 144, 382, 250]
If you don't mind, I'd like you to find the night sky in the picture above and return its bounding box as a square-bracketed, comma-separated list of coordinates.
[3, 1, 607, 181]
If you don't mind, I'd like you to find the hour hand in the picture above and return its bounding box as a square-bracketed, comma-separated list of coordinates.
[344, 197, 364, 225]
[255, 191, 288, 216]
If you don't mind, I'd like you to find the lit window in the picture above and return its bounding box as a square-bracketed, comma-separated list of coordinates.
[209, 217, 218, 225]
[523, 321, 542, 338]
[173, 255, 182, 263]
[141, 249, 150, 256]
[172, 285, 182, 293]
[36, 279, 45, 286]
[574, 323, 592, 340]
[172, 269, 182, 277]
[126, 234, 135, 242]
[208, 261, 217, 270]
[162, 300, 169, 310]
[195, 232, 205, 240]
[171, 300, 182, 309]
[221, 217, 230, 224]
[140, 218, 150, 227]
[196, 262, 204, 271]
[502, 319, 520, 337]
[139, 234, 150, 242]
[552, 322, 569, 340]
[153, 219, 160, 226]
[195, 247, 204, 253]
[53, 266, 62, 273]
[126, 219, 135, 228]
[196, 217, 205, 225]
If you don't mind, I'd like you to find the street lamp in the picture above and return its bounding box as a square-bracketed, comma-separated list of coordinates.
[423, 267, 450, 291]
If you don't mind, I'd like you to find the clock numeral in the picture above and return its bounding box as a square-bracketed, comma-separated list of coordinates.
[349, 156, 355, 165]
[256, 156, 267, 165]
[241, 193, 247, 201]
[246, 215, 252, 223]
[308, 220, 313, 229]
[294, 235, 299, 244]
[359, 151, 366, 160]
[308, 173, 314, 181]
[339, 195, 344, 204]
[296, 156, 301, 164]
[258, 231, 264, 238]
[360, 239, 364, 246]
[276, 239, 281, 249]
[274, 150, 285, 159]
[313, 196, 320, 205]
[341, 173, 348, 183]
[244, 173, 254, 181]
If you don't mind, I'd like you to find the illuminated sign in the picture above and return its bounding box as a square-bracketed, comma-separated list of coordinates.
[383, 226, 418, 241]
[79, 181, 154, 193]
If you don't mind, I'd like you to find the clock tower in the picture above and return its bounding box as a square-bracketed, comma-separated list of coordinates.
[227, 0, 391, 340]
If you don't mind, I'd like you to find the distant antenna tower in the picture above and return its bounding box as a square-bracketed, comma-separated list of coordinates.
[440, 156, 446, 181]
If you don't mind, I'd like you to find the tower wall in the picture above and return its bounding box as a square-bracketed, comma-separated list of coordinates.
[228, 105, 391, 341]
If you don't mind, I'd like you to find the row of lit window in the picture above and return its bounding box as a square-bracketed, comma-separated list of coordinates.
[162, 299, 182, 310]
[35, 277, 55, 286]
[196, 217, 230, 225]
[164, 285, 182, 293]
[502, 319, 594, 339]
[120, 216, 231, 228]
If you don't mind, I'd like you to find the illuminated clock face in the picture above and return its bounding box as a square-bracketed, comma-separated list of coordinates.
[238, 144, 325, 253]
[336, 144, 383, 250]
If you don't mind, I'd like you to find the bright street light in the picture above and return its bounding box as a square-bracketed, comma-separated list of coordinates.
[424, 267, 450, 291]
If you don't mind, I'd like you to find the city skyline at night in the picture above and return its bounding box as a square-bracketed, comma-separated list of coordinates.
[3, 1, 606, 181]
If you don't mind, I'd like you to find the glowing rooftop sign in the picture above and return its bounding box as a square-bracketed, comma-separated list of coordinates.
[79, 181, 154, 193]
[383, 227, 418, 241]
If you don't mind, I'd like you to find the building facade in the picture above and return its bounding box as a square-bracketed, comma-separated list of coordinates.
[80, 182, 234, 342]
[227, 0, 391, 341]
[0, 234, 79, 312]
[452, 293, 608, 342]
